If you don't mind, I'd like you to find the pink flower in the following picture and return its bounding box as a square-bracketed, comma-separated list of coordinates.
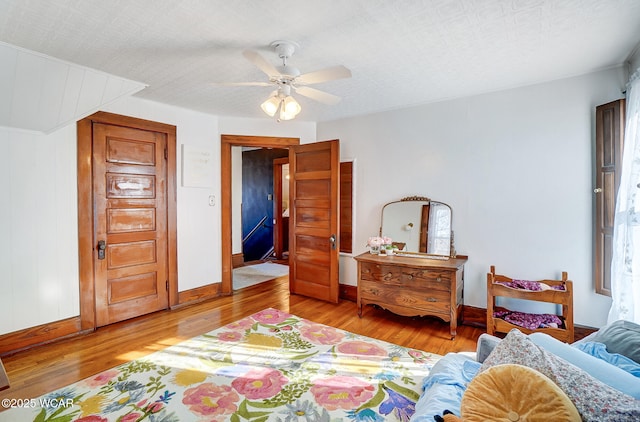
[76, 417, 108, 422]
[231, 367, 288, 399]
[144, 402, 163, 413]
[182, 383, 239, 417]
[83, 369, 119, 388]
[299, 323, 345, 345]
[367, 236, 392, 247]
[226, 318, 254, 331]
[311, 376, 375, 410]
[120, 413, 142, 422]
[408, 350, 422, 358]
[218, 331, 244, 342]
[252, 308, 291, 324]
[337, 341, 387, 357]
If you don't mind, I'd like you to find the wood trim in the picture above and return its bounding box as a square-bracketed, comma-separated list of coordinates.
[177, 283, 222, 307]
[461, 305, 486, 328]
[232, 253, 245, 268]
[339, 161, 353, 253]
[77, 111, 178, 331]
[339, 284, 357, 302]
[594, 99, 625, 297]
[221, 135, 299, 296]
[0, 317, 83, 357]
[77, 118, 95, 330]
[166, 127, 179, 307]
[0, 358, 8, 391]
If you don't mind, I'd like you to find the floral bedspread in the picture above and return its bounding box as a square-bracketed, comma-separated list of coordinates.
[0, 308, 441, 421]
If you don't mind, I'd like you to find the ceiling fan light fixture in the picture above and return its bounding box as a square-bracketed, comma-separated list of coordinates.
[260, 95, 281, 117]
[282, 95, 301, 116]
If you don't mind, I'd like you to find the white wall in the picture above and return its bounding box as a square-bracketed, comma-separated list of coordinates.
[318, 66, 628, 328]
[0, 125, 79, 334]
[629, 45, 640, 77]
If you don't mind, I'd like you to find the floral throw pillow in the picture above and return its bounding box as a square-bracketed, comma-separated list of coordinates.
[480, 329, 640, 422]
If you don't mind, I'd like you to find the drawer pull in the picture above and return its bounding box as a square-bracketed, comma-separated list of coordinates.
[426, 297, 437, 302]
[383, 273, 393, 280]
[436, 276, 442, 282]
[407, 274, 413, 280]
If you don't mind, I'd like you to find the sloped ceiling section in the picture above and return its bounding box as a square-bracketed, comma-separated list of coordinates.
[0, 42, 147, 134]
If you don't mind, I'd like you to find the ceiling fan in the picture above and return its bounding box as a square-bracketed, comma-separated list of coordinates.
[220, 40, 352, 120]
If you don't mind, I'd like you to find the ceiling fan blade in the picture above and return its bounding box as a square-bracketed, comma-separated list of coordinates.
[294, 86, 342, 105]
[296, 65, 352, 85]
[242, 49, 280, 78]
[211, 81, 272, 87]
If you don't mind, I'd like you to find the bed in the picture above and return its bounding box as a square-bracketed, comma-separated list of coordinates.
[411, 320, 640, 421]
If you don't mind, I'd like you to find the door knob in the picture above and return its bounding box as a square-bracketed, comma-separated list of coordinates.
[329, 234, 336, 250]
[593, 188, 603, 193]
[97, 240, 106, 260]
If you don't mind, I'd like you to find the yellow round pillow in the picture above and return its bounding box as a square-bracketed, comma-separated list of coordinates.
[462, 364, 581, 421]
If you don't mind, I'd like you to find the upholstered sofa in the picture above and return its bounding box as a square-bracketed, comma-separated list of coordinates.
[412, 320, 640, 421]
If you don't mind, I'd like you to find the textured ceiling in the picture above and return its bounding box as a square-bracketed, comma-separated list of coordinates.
[1, 0, 640, 123]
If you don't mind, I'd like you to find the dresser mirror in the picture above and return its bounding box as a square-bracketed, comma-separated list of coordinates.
[379, 196, 454, 257]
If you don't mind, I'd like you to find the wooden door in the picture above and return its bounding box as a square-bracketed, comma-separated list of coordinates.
[93, 123, 169, 326]
[594, 99, 625, 296]
[289, 140, 340, 303]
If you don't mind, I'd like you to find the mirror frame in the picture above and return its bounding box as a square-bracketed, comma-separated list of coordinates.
[379, 195, 456, 259]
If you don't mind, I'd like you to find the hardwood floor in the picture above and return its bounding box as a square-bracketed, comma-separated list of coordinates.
[0, 278, 484, 409]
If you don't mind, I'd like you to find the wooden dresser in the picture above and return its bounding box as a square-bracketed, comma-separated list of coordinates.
[355, 253, 468, 339]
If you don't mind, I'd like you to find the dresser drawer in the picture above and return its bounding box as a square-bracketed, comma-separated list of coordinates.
[360, 262, 452, 291]
[402, 268, 451, 291]
[359, 280, 451, 314]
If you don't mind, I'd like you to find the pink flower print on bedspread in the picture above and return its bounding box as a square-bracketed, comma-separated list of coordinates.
[82, 369, 120, 388]
[252, 308, 291, 325]
[231, 367, 289, 399]
[217, 331, 244, 342]
[336, 340, 387, 358]
[225, 317, 255, 331]
[182, 383, 240, 417]
[299, 322, 346, 345]
[310, 375, 376, 410]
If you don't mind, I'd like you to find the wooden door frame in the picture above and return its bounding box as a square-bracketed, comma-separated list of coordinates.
[220, 135, 299, 294]
[77, 111, 178, 331]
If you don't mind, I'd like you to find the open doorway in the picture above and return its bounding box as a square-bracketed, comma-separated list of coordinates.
[239, 148, 288, 263]
[221, 136, 353, 301]
[231, 147, 290, 290]
[220, 135, 300, 296]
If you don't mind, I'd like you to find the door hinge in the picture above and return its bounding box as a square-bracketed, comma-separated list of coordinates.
[166, 280, 169, 291]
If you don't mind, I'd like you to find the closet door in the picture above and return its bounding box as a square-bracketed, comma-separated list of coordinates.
[594, 99, 625, 296]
